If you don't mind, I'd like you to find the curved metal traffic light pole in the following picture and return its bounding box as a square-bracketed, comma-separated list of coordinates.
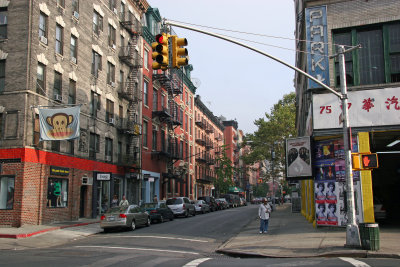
[164, 20, 342, 98]
[165, 20, 361, 247]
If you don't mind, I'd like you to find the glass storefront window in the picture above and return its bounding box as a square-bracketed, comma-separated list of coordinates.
[0, 176, 14, 210]
[47, 178, 68, 208]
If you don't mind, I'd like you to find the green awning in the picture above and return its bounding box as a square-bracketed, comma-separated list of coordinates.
[228, 186, 244, 193]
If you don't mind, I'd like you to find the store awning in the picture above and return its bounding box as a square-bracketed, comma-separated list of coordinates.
[228, 186, 244, 193]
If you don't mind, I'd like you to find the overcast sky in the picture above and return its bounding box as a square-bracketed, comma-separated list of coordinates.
[147, 0, 296, 135]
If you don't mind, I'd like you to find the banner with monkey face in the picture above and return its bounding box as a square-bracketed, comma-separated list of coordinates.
[38, 106, 80, 141]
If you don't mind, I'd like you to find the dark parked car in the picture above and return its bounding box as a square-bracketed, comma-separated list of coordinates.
[100, 205, 150, 232]
[198, 196, 218, 211]
[166, 197, 196, 217]
[141, 201, 174, 223]
[215, 198, 228, 210]
[221, 194, 240, 208]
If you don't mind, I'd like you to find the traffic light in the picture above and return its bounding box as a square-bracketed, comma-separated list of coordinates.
[361, 153, 378, 169]
[171, 35, 188, 69]
[152, 33, 169, 70]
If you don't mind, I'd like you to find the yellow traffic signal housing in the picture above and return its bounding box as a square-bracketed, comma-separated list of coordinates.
[352, 154, 361, 170]
[361, 153, 378, 169]
[152, 33, 169, 70]
[171, 35, 188, 68]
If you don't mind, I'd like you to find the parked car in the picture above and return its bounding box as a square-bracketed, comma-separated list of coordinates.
[240, 197, 247, 206]
[100, 204, 150, 232]
[373, 197, 387, 221]
[141, 201, 174, 223]
[194, 200, 210, 214]
[198, 196, 218, 211]
[166, 197, 196, 217]
[221, 194, 240, 208]
[215, 198, 228, 210]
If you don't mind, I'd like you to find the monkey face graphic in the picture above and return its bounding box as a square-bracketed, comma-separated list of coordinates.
[46, 113, 74, 139]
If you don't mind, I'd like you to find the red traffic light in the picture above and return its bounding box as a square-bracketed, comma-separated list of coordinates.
[155, 34, 165, 44]
[361, 153, 378, 168]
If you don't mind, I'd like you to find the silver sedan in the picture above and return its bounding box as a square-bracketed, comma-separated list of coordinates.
[194, 200, 210, 214]
[100, 205, 151, 232]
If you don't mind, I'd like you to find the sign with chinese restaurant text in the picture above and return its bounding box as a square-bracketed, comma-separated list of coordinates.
[313, 87, 400, 129]
[305, 6, 330, 89]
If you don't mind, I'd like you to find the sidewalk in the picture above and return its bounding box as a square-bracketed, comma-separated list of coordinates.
[217, 203, 400, 259]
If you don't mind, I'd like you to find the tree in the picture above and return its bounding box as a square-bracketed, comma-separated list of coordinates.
[243, 92, 297, 181]
[253, 183, 270, 198]
[214, 145, 234, 196]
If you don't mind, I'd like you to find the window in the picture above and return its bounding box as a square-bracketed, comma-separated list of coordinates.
[152, 125, 157, 150]
[57, 0, 65, 8]
[117, 141, 122, 163]
[47, 178, 68, 208]
[0, 60, 4, 93]
[144, 49, 149, 69]
[119, 70, 124, 91]
[120, 2, 125, 21]
[161, 129, 166, 152]
[72, 0, 79, 13]
[106, 99, 114, 123]
[37, 63, 46, 95]
[70, 35, 77, 63]
[153, 89, 158, 111]
[180, 140, 183, 159]
[55, 24, 63, 55]
[0, 176, 14, 210]
[161, 94, 165, 109]
[143, 121, 148, 147]
[51, 140, 60, 152]
[91, 50, 102, 77]
[107, 61, 115, 84]
[189, 118, 192, 135]
[109, 0, 116, 11]
[89, 132, 100, 159]
[53, 71, 62, 99]
[33, 114, 43, 148]
[0, 8, 7, 39]
[105, 138, 113, 162]
[39, 12, 47, 43]
[67, 140, 74, 155]
[68, 79, 76, 104]
[108, 24, 116, 48]
[93, 11, 103, 35]
[91, 91, 100, 117]
[333, 22, 400, 86]
[143, 80, 148, 106]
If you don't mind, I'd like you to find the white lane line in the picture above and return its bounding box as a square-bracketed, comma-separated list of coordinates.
[183, 258, 212, 267]
[339, 257, 371, 267]
[75, 245, 199, 255]
[98, 235, 209, 243]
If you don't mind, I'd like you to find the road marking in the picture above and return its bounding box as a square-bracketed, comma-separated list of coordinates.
[98, 235, 209, 243]
[339, 257, 371, 267]
[183, 258, 212, 267]
[75, 245, 199, 255]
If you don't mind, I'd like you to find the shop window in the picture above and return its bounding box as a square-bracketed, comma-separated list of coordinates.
[47, 178, 68, 208]
[0, 176, 14, 209]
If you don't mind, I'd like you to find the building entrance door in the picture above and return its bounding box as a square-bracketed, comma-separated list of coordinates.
[80, 186, 87, 217]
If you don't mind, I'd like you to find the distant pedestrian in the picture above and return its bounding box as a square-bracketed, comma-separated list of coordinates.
[119, 195, 129, 206]
[153, 194, 158, 203]
[258, 199, 272, 234]
[111, 195, 118, 208]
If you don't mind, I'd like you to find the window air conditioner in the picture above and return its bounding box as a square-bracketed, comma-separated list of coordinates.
[73, 11, 79, 20]
[40, 36, 48, 45]
[109, 118, 115, 125]
[113, 8, 118, 15]
[110, 81, 116, 87]
[112, 44, 116, 50]
[81, 176, 93, 185]
[71, 57, 77, 64]
[54, 94, 63, 102]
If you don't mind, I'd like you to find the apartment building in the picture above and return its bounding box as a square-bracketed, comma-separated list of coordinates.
[294, 0, 400, 225]
[0, 0, 149, 226]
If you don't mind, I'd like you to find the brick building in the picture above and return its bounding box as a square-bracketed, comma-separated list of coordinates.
[0, 0, 148, 226]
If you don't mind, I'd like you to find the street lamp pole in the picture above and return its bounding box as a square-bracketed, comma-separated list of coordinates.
[271, 147, 275, 208]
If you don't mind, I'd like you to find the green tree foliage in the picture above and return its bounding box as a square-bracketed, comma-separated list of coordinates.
[243, 92, 297, 181]
[214, 145, 234, 196]
[253, 183, 270, 198]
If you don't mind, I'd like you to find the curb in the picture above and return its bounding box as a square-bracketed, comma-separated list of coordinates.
[0, 221, 100, 239]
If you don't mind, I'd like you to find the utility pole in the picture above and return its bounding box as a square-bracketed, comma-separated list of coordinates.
[164, 20, 361, 248]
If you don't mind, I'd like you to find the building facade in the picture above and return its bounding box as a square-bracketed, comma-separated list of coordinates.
[294, 0, 400, 225]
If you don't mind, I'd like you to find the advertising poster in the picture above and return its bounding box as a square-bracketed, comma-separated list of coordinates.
[314, 137, 362, 226]
[286, 136, 312, 178]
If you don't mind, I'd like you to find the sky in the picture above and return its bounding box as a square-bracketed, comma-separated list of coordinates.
[147, 0, 296, 135]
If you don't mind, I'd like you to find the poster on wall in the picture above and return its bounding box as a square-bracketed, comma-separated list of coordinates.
[286, 136, 313, 179]
[314, 137, 363, 226]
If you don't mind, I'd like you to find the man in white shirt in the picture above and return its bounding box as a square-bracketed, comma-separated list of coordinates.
[258, 198, 272, 234]
[119, 195, 129, 206]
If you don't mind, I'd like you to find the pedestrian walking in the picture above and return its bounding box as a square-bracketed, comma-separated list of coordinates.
[153, 194, 158, 203]
[258, 198, 272, 234]
[111, 195, 118, 208]
[119, 195, 129, 206]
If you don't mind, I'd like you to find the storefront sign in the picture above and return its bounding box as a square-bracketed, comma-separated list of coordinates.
[313, 87, 400, 129]
[97, 173, 110, 181]
[305, 6, 330, 89]
[50, 166, 70, 176]
[286, 136, 313, 178]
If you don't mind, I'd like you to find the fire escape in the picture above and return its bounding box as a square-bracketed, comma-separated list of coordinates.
[118, 12, 143, 168]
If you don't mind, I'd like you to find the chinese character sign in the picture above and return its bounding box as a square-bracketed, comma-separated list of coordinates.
[39, 106, 80, 141]
[313, 87, 400, 129]
[305, 6, 330, 89]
